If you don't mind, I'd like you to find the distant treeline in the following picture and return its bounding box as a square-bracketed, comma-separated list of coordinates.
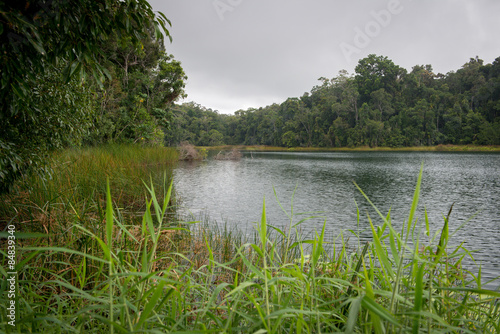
[165, 54, 500, 148]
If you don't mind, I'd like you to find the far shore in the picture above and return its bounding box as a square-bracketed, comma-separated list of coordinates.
[198, 144, 500, 152]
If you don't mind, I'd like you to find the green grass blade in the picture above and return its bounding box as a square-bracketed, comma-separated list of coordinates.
[345, 296, 362, 334]
[435, 205, 452, 261]
[135, 280, 167, 329]
[435, 287, 500, 298]
[367, 214, 394, 278]
[361, 297, 400, 328]
[362, 255, 385, 334]
[106, 178, 114, 254]
[260, 196, 267, 248]
[406, 162, 423, 239]
[161, 179, 174, 218]
[412, 263, 425, 334]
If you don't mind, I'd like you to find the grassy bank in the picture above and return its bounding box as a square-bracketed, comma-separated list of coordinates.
[202, 144, 500, 152]
[0, 144, 178, 231]
[1, 146, 499, 332]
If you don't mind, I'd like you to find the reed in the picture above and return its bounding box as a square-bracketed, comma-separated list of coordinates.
[0, 144, 178, 230]
[1, 150, 499, 333]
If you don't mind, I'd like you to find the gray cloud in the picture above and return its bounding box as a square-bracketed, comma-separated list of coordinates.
[152, 0, 500, 114]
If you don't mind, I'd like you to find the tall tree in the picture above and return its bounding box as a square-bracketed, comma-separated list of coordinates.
[355, 54, 406, 103]
[88, 31, 187, 145]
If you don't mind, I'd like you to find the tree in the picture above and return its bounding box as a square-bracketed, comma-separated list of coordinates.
[0, 0, 171, 192]
[355, 54, 406, 103]
[88, 31, 187, 145]
[370, 88, 394, 121]
[282, 131, 298, 148]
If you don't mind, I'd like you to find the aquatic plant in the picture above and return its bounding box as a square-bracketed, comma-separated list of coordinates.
[1, 159, 499, 333]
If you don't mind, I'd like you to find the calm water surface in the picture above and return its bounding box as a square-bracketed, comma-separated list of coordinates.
[174, 151, 500, 287]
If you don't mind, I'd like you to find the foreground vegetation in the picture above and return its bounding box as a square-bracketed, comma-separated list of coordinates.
[1, 146, 499, 333]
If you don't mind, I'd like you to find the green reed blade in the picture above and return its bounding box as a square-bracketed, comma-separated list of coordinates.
[236, 246, 265, 280]
[368, 213, 394, 279]
[226, 281, 258, 298]
[435, 287, 500, 298]
[361, 296, 400, 329]
[135, 280, 166, 329]
[389, 229, 400, 268]
[362, 255, 385, 334]
[425, 207, 430, 238]
[312, 221, 326, 267]
[161, 179, 174, 219]
[353, 182, 410, 254]
[435, 204, 452, 261]
[106, 178, 114, 254]
[260, 196, 267, 249]
[406, 162, 424, 240]
[345, 296, 362, 334]
[412, 263, 425, 334]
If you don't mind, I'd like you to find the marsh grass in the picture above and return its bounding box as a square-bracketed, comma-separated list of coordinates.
[0, 144, 178, 231]
[1, 151, 499, 332]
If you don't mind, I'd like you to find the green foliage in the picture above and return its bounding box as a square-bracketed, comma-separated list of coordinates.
[166, 55, 500, 149]
[0, 144, 178, 225]
[0, 63, 94, 193]
[282, 130, 298, 147]
[0, 0, 175, 193]
[87, 34, 187, 145]
[165, 103, 229, 146]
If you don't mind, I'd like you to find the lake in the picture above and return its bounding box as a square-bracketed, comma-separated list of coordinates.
[174, 151, 500, 288]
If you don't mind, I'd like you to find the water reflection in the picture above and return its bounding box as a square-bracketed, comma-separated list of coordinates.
[174, 151, 500, 288]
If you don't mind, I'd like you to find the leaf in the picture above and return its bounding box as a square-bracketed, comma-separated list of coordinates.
[362, 255, 385, 334]
[106, 178, 114, 255]
[435, 287, 500, 298]
[226, 281, 258, 297]
[435, 203, 452, 261]
[236, 246, 265, 280]
[368, 214, 394, 278]
[412, 264, 425, 334]
[361, 296, 400, 328]
[135, 280, 166, 329]
[25, 34, 46, 55]
[13, 251, 41, 272]
[406, 162, 424, 237]
[268, 224, 286, 238]
[260, 197, 267, 248]
[312, 221, 326, 267]
[345, 296, 362, 334]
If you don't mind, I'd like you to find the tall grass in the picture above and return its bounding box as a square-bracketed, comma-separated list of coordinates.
[1, 152, 499, 332]
[0, 144, 178, 232]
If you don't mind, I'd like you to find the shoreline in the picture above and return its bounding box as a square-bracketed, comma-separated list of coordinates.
[198, 144, 500, 152]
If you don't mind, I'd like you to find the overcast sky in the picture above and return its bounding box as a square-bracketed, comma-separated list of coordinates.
[149, 0, 500, 114]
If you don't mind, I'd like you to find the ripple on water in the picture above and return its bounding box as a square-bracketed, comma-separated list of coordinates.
[174, 151, 500, 289]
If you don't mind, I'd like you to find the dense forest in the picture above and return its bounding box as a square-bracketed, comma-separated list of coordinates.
[165, 55, 500, 148]
[0, 0, 186, 192]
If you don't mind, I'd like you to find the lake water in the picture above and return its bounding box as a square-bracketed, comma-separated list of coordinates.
[174, 151, 500, 288]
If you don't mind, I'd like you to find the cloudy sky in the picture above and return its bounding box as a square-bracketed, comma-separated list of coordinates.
[149, 0, 500, 114]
